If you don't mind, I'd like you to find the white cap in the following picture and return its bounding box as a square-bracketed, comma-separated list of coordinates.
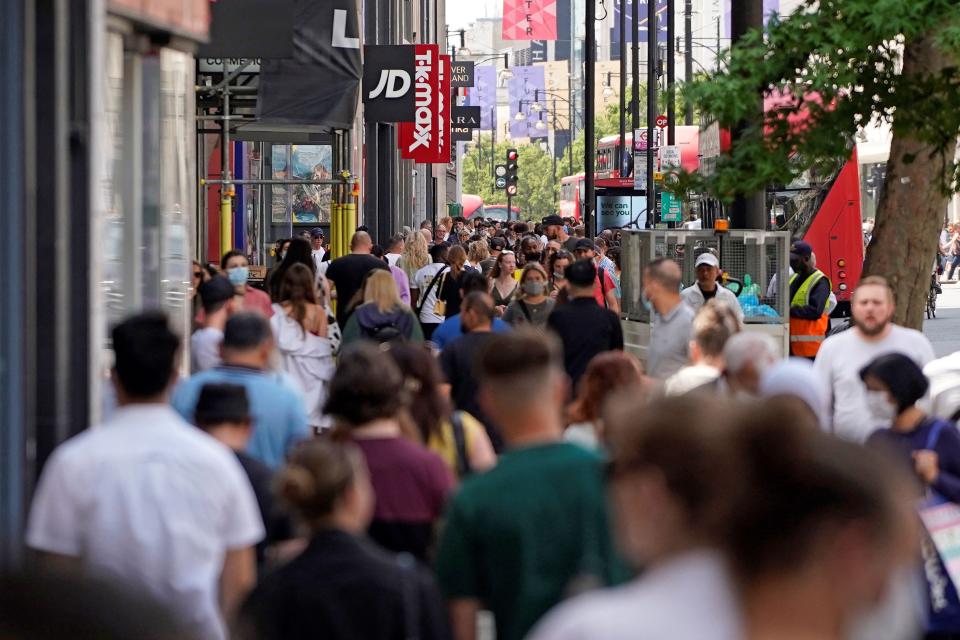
[695, 252, 719, 268]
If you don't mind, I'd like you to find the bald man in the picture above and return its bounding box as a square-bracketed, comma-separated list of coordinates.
[325, 231, 389, 325]
[643, 257, 695, 379]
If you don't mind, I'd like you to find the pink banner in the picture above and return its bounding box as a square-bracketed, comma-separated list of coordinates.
[502, 0, 558, 41]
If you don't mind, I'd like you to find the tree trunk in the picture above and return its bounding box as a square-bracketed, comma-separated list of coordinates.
[864, 34, 957, 330]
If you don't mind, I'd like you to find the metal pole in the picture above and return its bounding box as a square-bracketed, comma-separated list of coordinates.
[667, 0, 676, 145]
[631, 0, 640, 132]
[618, 0, 627, 176]
[220, 70, 232, 257]
[552, 102, 558, 210]
[646, 0, 657, 226]
[585, 0, 596, 238]
[730, 0, 766, 229]
[491, 107, 496, 179]
[684, 0, 693, 125]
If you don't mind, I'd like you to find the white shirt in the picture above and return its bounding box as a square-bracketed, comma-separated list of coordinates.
[665, 363, 722, 396]
[190, 326, 223, 373]
[26, 404, 264, 640]
[680, 284, 744, 322]
[529, 549, 741, 640]
[923, 351, 960, 420]
[311, 248, 326, 273]
[414, 262, 449, 324]
[386, 252, 402, 267]
[814, 325, 935, 442]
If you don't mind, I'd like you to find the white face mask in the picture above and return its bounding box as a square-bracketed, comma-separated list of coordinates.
[866, 390, 897, 423]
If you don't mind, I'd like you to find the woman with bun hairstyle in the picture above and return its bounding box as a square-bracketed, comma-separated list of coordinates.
[238, 439, 452, 640]
[325, 342, 454, 561]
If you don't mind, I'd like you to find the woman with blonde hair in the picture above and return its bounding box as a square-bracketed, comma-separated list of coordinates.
[270, 263, 335, 431]
[503, 262, 555, 327]
[466, 239, 489, 270]
[398, 229, 430, 284]
[341, 270, 423, 345]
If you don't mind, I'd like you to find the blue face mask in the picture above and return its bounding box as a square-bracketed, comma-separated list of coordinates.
[641, 290, 653, 312]
[227, 266, 249, 286]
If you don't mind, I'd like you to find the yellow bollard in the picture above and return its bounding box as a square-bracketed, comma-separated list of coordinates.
[345, 202, 356, 252]
[220, 192, 233, 257]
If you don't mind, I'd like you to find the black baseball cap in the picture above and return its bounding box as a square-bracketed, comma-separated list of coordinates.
[490, 237, 507, 251]
[791, 240, 813, 260]
[574, 238, 595, 252]
[543, 214, 564, 226]
[195, 383, 250, 426]
[310, 227, 325, 239]
[198, 276, 235, 305]
[566, 259, 597, 287]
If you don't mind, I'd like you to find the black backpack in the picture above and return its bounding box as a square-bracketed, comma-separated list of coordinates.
[362, 321, 405, 344]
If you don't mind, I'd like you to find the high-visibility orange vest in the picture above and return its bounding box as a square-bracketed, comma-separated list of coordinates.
[789, 271, 831, 357]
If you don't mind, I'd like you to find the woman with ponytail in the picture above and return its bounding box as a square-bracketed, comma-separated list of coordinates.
[238, 439, 452, 640]
[270, 263, 335, 432]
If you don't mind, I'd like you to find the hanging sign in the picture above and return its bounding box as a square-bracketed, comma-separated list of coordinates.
[399, 48, 451, 163]
[363, 45, 417, 122]
[502, 0, 558, 40]
[452, 106, 482, 142]
[450, 61, 475, 88]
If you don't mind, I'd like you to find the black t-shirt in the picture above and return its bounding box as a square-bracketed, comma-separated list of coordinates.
[440, 331, 504, 451]
[546, 297, 624, 390]
[440, 271, 465, 318]
[562, 237, 581, 253]
[326, 254, 390, 324]
[235, 451, 293, 566]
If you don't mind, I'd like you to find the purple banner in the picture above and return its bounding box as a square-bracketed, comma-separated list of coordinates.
[724, 0, 780, 39]
[467, 65, 497, 131]
[508, 66, 547, 139]
[611, 0, 667, 53]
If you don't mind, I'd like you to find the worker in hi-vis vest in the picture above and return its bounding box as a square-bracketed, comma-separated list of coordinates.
[788, 240, 832, 359]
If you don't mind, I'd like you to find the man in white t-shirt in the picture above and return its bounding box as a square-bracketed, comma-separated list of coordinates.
[413, 243, 450, 341]
[310, 227, 326, 272]
[814, 276, 935, 442]
[27, 312, 264, 639]
[191, 275, 235, 372]
[385, 233, 405, 267]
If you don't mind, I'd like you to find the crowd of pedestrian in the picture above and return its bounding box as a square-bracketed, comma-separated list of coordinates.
[20, 215, 960, 640]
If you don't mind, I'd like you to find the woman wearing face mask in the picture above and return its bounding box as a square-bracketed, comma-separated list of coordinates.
[548, 250, 573, 303]
[502, 263, 555, 327]
[220, 250, 273, 318]
[863, 353, 960, 636]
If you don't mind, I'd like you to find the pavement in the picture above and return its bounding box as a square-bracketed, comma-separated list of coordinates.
[924, 279, 960, 357]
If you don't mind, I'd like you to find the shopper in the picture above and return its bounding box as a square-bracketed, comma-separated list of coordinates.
[489, 251, 519, 316]
[435, 330, 628, 640]
[237, 439, 452, 640]
[386, 343, 496, 480]
[480, 237, 506, 277]
[564, 352, 647, 449]
[399, 229, 431, 285]
[759, 358, 830, 428]
[548, 249, 574, 301]
[439, 245, 469, 318]
[573, 239, 620, 314]
[28, 312, 263, 640]
[192, 276, 236, 372]
[413, 244, 450, 340]
[680, 251, 744, 322]
[815, 276, 935, 442]
[341, 269, 423, 345]
[543, 214, 580, 253]
[326, 231, 390, 326]
[719, 332, 782, 397]
[546, 260, 623, 391]
[221, 249, 273, 317]
[530, 396, 746, 640]
[643, 257, 695, 380]
[431, 271, 511, 350]
[326, 343, 454, 561]
[173, 312, 310, 469]
[270, 264, 335, 431]
[384, 233, 405, 267]
[440, 292, 503, 450]
[466, 239, 489, 271]
[665, 300, 741, 395]
[503, 263, 556, 327]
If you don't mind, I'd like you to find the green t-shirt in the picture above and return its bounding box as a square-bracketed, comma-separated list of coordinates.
[434, 442, 629, 640]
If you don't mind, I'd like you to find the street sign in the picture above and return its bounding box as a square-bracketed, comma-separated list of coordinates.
[633, 128, 660, 152]
[654, 171, 664, 182]
[661, 191, 683, 223]
[495, 176, 507, 189]
[450, 61, 475, 88]
[660, 144, 681, 170]
[655, 114, 668, 128]
[506, 184, 518, 196]
[495, 164, 508, 178]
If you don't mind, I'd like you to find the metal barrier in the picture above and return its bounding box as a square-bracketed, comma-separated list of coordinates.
[620, 229, 792, 359]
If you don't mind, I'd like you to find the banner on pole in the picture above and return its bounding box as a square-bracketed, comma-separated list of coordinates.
[399, 48, 451, 163]
[503, 0, 558, 40]
[466, 66, 497, 131]
[363, 46, 416, 122]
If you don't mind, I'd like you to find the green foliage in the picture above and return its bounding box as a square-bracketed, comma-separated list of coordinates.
[462, 136, 560, 220]
[681, 0, 960, 203]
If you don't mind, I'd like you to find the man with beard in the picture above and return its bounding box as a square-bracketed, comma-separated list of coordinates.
[542, 215, 580, 254]
[814, 276, 935, 442]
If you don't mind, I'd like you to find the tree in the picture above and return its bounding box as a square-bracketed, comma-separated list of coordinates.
[681, 0, 960, 329]
[462, 137, 559, 221]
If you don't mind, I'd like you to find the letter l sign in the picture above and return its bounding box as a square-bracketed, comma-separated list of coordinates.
[332, 9, 359, 49]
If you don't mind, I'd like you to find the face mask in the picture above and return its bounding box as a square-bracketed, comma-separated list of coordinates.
[866, 390, 897, 423]
[524, 252, 541, 264]
[641, 290, 654, 311]
[523, 282, 546, 296]
[553, 271, 565, 280]
[227, 266, 249, 286]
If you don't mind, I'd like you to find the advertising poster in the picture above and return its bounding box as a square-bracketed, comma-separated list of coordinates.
[271, 144, 333, 223]
[597, 194, 648, 231]
[467, 65, 497, 131]
[503, 0, 558, 40]
[399, 47, 451, 163]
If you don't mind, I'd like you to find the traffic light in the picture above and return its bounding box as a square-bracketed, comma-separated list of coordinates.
[505, 148, 519, 196]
